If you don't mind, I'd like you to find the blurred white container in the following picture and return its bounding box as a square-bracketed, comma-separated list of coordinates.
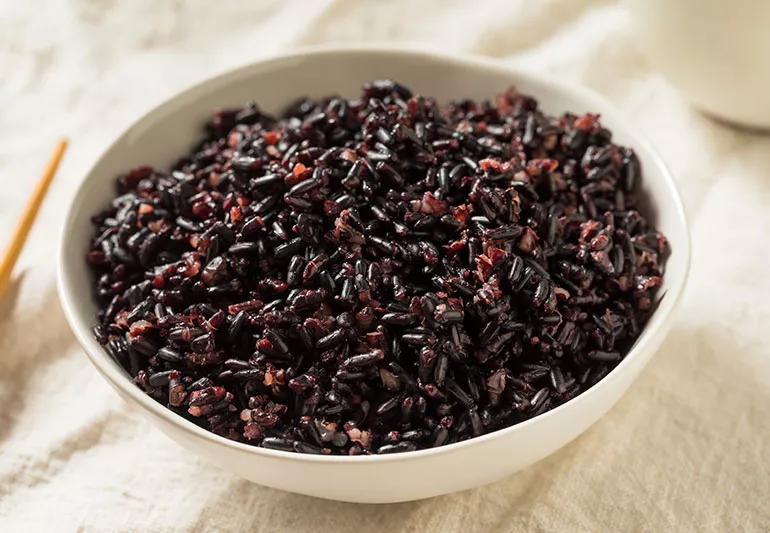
[626, 0, 770, 129]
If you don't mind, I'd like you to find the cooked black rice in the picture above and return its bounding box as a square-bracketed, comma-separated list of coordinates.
[87, 80, 667, 455]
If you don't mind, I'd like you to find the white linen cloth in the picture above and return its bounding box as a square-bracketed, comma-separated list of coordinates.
[1, 1, 769, 530]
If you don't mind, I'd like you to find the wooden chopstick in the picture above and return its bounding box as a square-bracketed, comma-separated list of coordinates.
[0, 139, 68, 301]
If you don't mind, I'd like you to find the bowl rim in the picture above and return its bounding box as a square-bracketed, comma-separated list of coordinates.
[57, 43, 691, 464]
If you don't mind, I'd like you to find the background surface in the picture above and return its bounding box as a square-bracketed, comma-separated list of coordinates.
[1, 0, 769, 531]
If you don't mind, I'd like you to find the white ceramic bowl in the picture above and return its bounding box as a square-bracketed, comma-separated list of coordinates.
[58, 46, 690, 503]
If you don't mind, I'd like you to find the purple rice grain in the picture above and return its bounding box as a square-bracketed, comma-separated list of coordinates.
[87, 81, 667, 455]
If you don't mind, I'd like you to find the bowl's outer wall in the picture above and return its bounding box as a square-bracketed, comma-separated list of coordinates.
[58, 48, 689, 503]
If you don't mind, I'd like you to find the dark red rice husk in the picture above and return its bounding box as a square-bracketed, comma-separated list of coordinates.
[87, 81, 667, 455]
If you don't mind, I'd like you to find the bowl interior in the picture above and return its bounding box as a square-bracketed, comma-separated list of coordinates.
[58, 47, 689, 460]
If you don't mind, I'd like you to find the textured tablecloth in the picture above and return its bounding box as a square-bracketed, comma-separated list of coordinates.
[2, 1, 769, 531]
